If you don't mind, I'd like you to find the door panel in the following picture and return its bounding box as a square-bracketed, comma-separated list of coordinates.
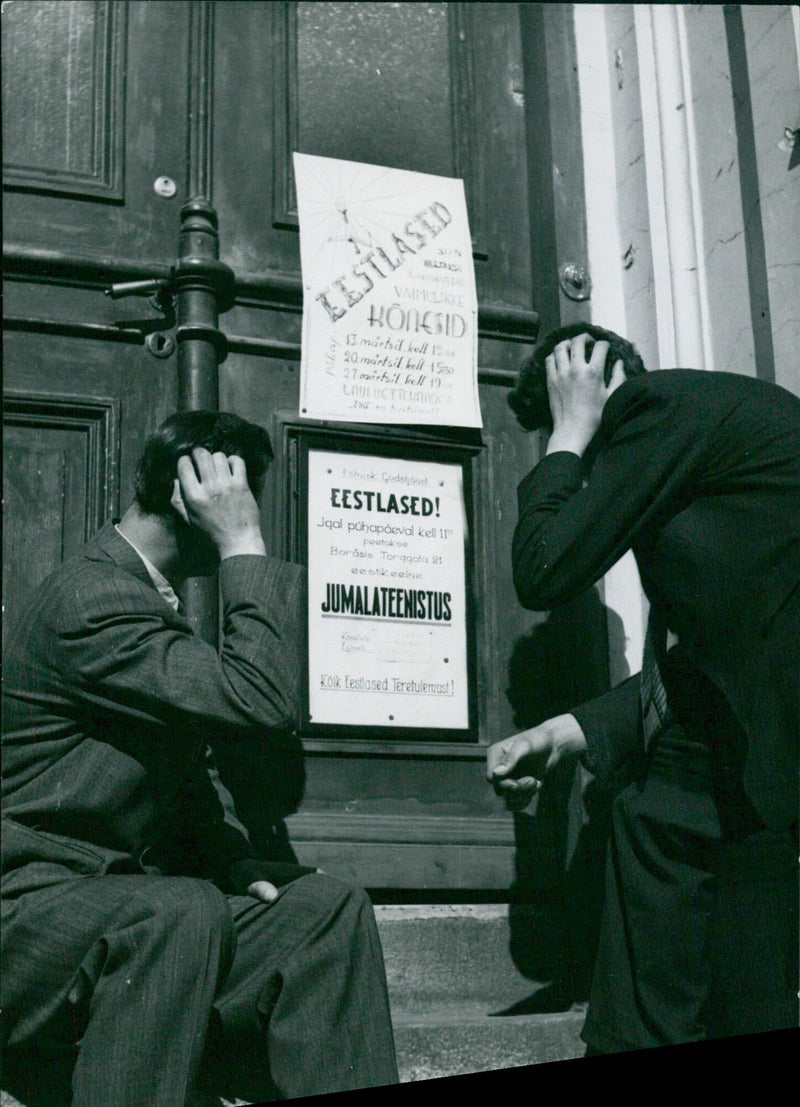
[293, 2, 456, 177]
[2, 0, 189, 264]
[3, 442, 72, 645]
[3, 0, 127, 202]
[2, 394, 120, 645]
[213, 1, 531, 305]
[1, 330, 175, 636]
[2, 0, 187, 636]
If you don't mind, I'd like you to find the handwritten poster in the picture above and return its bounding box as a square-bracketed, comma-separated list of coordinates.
[294, 153, 481, 428]
[306, 447, 472, 732]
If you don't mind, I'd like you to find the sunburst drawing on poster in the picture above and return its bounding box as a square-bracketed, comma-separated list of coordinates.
[294, 153, 481, 428]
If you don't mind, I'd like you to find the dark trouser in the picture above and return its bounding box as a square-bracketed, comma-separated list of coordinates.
[1, 871, 399, 1105]
[582, 724, 799, 1053]
[706, 829, 799, 1041]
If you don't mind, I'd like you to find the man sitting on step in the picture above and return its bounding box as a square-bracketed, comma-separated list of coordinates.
[1, 411, 399, 1105]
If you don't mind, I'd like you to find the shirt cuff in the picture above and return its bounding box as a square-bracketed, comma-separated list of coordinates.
[571, 675, 642, 788]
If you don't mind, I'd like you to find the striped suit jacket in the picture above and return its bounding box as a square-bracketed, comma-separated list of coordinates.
[1, 520, 305, 893]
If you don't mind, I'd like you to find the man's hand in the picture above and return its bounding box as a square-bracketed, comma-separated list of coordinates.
[228, 858, 279, 904]
[486, 714, 588, 811]
[545, 333, 626, 458]
[171, 448, 267, 560]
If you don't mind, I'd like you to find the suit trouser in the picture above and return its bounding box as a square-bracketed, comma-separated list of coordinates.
[1, 870, 399, 1105]
[581, 725, 799, 1053]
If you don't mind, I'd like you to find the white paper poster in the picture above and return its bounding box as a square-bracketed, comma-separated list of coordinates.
[306, 447, 471, 731]
[294, 153, 481, 428]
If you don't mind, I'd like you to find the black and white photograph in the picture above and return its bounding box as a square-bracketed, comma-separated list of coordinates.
[2, 3, 798, 1105]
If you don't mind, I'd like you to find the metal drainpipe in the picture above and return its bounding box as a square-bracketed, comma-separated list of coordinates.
[174, 197, 236, 646]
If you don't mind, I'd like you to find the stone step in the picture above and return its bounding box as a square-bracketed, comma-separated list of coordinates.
[374, 903, 589, 1082]
[376, 904, 521, 1003]
[375, 903, 586, 1009]
[392, 1003, 586, 1083]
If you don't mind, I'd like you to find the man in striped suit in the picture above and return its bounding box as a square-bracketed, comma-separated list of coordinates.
[2, 411, 398, 1105]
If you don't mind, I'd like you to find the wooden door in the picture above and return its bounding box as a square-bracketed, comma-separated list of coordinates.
[207, 1, 607, 892]
[2, 0, 194, 629]
[3, 1, 606, 897]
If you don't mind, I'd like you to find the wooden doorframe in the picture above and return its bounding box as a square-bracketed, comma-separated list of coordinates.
[520, 3, 590, 336]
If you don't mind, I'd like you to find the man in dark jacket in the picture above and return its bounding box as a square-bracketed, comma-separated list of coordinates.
[487, 324, 799, 1051]
[2, 411, 398, 1106]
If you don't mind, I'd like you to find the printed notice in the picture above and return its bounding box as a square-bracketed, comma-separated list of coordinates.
[307, 448, 471, 731]
[294, 153, 481, 428]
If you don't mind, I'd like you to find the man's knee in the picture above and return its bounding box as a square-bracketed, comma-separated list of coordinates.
[263, 873, 379, 950]
[293, 872, 373, 917]
[162, 874, 233, 924]
[128, 877, 236, 968]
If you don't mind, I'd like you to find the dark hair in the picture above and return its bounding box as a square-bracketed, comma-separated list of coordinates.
[134, 411, 274, 515]
[508, 323, 647, 432]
